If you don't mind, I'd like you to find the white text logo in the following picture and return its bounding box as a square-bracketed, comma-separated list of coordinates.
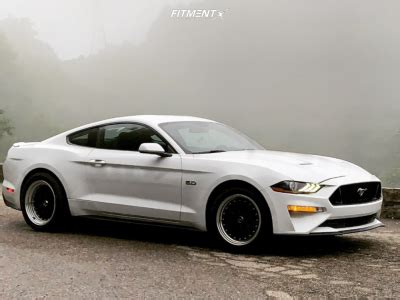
[171, 9, 226, 19]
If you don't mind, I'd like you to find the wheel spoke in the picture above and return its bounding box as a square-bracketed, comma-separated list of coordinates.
[25, 181, 56, 226]
[217, 194, 261, 246]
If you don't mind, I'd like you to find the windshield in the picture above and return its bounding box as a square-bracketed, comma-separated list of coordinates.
[160, 121, 264, 154]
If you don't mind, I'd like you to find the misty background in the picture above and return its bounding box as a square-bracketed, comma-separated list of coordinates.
[0, 0, 399, 186]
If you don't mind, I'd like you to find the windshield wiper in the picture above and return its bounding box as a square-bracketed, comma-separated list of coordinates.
[193, 150, 227, 154]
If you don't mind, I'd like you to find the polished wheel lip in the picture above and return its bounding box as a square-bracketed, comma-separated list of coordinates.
[216, 194, 262, 246]
[25, 180, 56, 226]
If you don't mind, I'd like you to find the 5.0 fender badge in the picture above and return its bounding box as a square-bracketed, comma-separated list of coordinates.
[186, 181, 197, 186]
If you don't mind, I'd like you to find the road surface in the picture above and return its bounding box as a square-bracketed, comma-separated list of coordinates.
[0, 197, 399, 299]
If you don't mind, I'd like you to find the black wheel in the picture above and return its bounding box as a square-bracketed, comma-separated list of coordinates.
[208, 187, 272, 251]
[21, 172, 70, 231]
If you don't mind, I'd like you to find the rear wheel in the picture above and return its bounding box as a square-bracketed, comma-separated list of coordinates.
[21, 172, 70, 231]
[209, 187, 272, 251]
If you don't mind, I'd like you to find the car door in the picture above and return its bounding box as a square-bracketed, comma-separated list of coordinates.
[66, 126, 101, 203]
[83, 123, 182, 221]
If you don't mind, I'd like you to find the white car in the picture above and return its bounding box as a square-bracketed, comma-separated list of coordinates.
[2, 115, 383, 249]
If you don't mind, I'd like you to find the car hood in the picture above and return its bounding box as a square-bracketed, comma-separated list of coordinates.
[198, 150, 374, 183]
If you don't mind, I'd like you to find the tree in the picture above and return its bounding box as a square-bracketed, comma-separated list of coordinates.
[0, 109, 12, 139]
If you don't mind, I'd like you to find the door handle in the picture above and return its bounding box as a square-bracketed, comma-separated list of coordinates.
[89, 159, 106, 167]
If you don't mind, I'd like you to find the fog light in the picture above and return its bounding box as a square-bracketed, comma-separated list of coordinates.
[287, 205, 325, 213]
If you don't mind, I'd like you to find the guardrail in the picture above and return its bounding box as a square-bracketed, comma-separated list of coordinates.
[0, 164, 399, 218]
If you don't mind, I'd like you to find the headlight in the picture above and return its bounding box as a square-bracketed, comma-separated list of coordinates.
[271, 181, 322, 194]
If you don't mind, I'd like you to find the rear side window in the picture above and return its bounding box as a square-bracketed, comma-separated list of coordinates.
[68, 128, 98, 147]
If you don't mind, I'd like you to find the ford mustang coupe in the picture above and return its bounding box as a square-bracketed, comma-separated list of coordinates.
[2, 116, 383, 249]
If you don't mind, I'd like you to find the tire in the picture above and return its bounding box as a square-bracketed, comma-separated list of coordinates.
[21, 172, 70, 231]
[208, 187, 272, 251]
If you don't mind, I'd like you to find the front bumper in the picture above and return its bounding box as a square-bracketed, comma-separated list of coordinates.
[309, 218, 383, 235]
[263, 181, 384, 235]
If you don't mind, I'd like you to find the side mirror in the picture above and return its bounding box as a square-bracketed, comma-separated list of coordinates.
[139, 143, 172, 157]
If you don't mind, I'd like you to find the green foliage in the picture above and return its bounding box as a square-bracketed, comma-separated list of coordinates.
[0, 109, 12, 139]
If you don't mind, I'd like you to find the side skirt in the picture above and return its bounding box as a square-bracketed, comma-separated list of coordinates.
[77, 212, 202, 231]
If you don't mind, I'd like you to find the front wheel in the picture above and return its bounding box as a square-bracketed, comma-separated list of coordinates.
[209, 187, 272, 251]
[21, 172, 70, 231]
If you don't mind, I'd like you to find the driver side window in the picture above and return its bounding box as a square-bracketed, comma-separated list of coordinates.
[97, 123, 170, 152]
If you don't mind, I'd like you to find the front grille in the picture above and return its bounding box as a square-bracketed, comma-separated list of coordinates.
[320, 214, 377, 229]
[329, 182, 381, 206]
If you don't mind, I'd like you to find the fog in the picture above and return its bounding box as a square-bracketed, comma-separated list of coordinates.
[0, 0, 399, 186]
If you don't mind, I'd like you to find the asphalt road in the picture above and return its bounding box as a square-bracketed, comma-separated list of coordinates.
[0, 197, 399, 299]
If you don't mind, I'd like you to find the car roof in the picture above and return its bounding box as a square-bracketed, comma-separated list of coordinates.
[102, 115, 215, 127]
